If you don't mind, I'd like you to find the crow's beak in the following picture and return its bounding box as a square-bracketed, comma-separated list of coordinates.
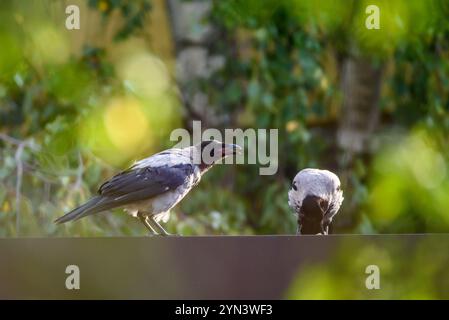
[222, 144, 242, 156]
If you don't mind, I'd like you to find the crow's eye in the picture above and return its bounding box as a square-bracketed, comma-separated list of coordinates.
[292, 182, 297, 191]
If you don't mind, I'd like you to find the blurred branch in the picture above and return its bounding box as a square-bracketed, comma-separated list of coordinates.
[0, 133, 38, 150]
[73, 152, 84, 191]
[66, 152, 85, 203]
[14, 142, 24, 236]
[0, 133, 23, 146]
[0, 134, 34, 236]
[22, 163, 59, 184]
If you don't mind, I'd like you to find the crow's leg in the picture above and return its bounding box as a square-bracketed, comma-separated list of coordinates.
[296, 213, 303, 235]
[328, 222, 333, 234]
[147, 216, 173, 236]
[137, 211, 159, 236]
[320, 220, 327, 235]
[149, 217, 177, 236]
[296, 224, 302, 235]
[321, 219, 331, 235]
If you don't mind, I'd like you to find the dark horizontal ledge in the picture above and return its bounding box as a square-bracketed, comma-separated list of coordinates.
[0, 235, 447, 299]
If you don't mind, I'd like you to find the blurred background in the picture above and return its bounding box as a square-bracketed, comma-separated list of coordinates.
[1, 0, 449, 237]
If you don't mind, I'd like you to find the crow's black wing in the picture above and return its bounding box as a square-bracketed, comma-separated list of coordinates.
[98, 163, 194, 203]
[55, 155, 195, 224]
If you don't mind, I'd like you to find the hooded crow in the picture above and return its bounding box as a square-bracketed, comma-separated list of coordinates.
[288, 168, 343, 235]
[55, 140, 241, 236]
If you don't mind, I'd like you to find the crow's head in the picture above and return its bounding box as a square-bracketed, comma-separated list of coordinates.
[193, 140, 242, 172]
[288, 168, 343, 235]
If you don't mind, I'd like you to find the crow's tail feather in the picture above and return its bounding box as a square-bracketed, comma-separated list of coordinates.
[54, 196, 106, 224]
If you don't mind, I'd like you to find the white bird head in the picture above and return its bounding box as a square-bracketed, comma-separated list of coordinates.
[288, 168, 343, 235]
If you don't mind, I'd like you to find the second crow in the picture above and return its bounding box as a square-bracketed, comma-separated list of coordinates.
[288, 168, 344, 235]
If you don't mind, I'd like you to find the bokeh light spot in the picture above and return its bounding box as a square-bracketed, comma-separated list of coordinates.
[30, 25, 69, 65]
[117, 53, 170, 98]
[104, 97, 151, 155]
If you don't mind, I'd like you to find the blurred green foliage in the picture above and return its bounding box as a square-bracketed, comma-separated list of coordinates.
[287, 237, 449, 299]
[200, 0, 449, 234]
[0, 0, 449, 237]
[368, 128, 449, 232]
[87, 0, 152, 41]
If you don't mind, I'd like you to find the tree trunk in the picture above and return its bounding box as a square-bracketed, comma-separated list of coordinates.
[336, 56, 383, 230]
[338, 57, 383, 159]
[166, 0, 224, 129]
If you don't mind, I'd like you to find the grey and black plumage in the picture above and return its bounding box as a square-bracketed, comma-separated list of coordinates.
[55, 140, 241, 235]
[288, 168, 343, 235]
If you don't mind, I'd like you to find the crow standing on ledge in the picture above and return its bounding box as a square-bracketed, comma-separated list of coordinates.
[55, 140, 241, 236]
[288, 169, 343, 235]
